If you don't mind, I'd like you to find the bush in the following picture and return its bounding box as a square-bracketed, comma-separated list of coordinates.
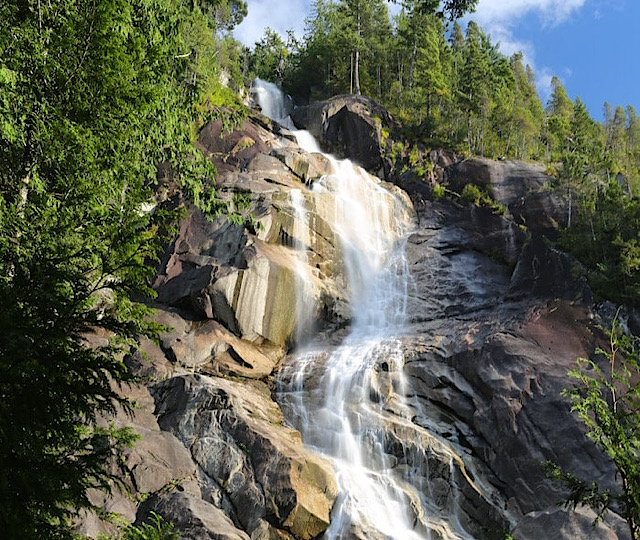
[545, 317, 640, 539]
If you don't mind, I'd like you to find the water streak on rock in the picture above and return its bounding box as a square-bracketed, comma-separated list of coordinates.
[254, 79, 488, 539]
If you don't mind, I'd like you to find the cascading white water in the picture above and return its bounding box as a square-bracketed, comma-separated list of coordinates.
[251, 78, 295, 129]
[289, 188, 315, 343]
[254, 80, 482, 539]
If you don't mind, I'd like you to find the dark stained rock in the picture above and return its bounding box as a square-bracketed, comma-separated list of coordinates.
[152, 375, 337, 540]
[292, 94, 398, 176]
[396, 185, 625, 538]
[508, 235, 592, 303]
[197, 113, 271, 175]
[445, 158, 548, 205]
[512, 506, 627, 540]
[444, 157, 568, 238]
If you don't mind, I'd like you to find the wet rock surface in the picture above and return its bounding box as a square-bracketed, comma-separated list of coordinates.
[392, 187, 626, 537]
[78, 98, 629, 539]
[292, 94, 398, 176]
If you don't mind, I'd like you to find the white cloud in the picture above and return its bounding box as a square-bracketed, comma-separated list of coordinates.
[536, 68, 555, 102]
[234, 0, 310, 46]
[471, 0, 587, 28]
[463, 0, 589, 102]
[235, 0, 401, 46]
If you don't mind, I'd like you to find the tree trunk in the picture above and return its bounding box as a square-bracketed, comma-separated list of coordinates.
[408, 36, 417, 91]
[481, 113, 485, 157]
[354, 10, 361, 96]
[350, 53, 353, 94]
[468, 111, 472, 156]
[354, 48, 361, 95]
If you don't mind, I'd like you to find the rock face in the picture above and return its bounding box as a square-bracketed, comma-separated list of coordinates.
[155, 110, 398, 350]
[292, 94, 398, 176]
[152, 375, 336, 540]
[77, 310, 338, 540]
[445, 157, 568, 238]
[79, 96, 630, 539]
[392, 193, 625, 537]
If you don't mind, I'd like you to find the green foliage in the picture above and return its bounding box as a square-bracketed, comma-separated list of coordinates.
[118, 513, 180, 540]
[247, 28, 289, 82]
[460, 183, 506, 215]
[97, 512, 180, 540]
[546, 319, 640, 539]
[558, 180, 640, 305]
[0, 0, 246, 537]
[389, 0, 478, 20]
[281, 0, 395, 99]
[432, 183, 446, 199]
[460, 183, 484, 203]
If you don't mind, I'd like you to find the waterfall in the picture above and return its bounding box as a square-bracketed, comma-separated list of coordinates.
[251, 78, 295, 128]
[289, 188, 315, 343]
[254, 81, 480, 540]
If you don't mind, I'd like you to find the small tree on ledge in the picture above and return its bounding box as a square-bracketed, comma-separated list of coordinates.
[545, 315, 640, 539]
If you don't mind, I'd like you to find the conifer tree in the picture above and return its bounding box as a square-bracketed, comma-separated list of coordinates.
[458, 21, 491, 154]
[0, 1, 245, 536]
[546, 76, 574, 160]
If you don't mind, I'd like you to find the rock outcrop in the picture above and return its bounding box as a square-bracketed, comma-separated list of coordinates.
[292, 94, 398, 177]
[392, 193, 625, 537]
[78, 95, 630, 539]
[77, 310, 338, 540]
[152, 374, 336, 539]
[445, 157, 568, 238]
[154, 112, 342, 349]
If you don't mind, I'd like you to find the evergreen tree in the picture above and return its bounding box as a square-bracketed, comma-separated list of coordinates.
[0, 1, 245, 536]
[248, 28, 288, 83]
[337, 0, 392, 95]
[508, 53, 543, 159]
[458, 21, 491, 155]
[390, 0, 478, 20]
[394, 3, 448, 126]
[546, 76, 574, 161]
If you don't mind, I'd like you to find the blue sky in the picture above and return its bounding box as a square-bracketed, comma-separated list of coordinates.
[234, 0, 638, 119]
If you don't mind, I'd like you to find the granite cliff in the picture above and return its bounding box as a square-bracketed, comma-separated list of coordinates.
[77, 89, 629, 539]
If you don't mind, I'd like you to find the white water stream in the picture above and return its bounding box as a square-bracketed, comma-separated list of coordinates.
[252, 79, 479, 539]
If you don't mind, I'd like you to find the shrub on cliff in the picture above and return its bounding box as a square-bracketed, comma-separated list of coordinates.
[546, 318, 640, 539]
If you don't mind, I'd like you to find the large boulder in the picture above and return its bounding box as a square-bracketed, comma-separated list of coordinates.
[152, 374, 337, 540]
[445, 157, 568, 238]
[292, 94, 398, 176]
[128, 308, 281, 379]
